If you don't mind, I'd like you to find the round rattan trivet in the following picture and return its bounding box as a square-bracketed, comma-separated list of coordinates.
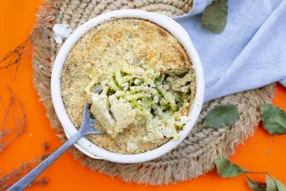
[31, 0, 274, 185]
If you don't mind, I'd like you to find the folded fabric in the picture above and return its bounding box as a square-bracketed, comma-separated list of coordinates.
[174, 0, 286, 103]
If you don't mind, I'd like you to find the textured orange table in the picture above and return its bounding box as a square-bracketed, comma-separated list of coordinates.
[0, 1, 286, 190]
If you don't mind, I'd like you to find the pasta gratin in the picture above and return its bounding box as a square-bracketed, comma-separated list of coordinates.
[61, 18, 196, 154]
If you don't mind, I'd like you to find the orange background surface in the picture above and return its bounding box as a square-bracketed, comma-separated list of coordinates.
[0, 1, 286, 190]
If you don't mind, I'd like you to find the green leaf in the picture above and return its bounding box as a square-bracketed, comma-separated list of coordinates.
[215, 159, 246, 177]
[247, 176, 267, 191]
[266, 175, 277, 191]
[274, 179, 286, 191]
[202, 0, 228, 34]
[261, 104, 286, 135]
[203, 104, 239, 129]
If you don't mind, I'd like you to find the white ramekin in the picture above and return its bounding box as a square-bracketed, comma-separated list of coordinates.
[51, 10, 204, 163]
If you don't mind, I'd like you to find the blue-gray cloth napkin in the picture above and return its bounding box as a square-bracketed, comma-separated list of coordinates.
[174, 0, 286, 103]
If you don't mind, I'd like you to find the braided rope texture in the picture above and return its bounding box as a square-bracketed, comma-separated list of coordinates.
[31, 0, 274, 185]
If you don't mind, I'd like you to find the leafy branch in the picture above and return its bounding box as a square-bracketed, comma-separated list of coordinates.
[205, 103, 286, 190]
[215, 159, 286, 191]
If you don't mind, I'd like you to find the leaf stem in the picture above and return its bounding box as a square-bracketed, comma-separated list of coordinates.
[246, 171, 268, 175]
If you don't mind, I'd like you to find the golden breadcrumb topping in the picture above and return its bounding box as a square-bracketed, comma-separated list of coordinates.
[61, 18, 195, 154]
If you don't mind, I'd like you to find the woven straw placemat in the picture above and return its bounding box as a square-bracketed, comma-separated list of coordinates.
[31, 0, 274, 185]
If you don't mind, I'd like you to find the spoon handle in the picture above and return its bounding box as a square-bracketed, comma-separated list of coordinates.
[7, 131, 83, 191]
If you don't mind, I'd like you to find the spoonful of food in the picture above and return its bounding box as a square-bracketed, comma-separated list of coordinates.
[8, 87, 104, 191]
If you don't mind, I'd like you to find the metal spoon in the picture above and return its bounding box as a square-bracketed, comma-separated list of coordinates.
[7, 103, 105, 191]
